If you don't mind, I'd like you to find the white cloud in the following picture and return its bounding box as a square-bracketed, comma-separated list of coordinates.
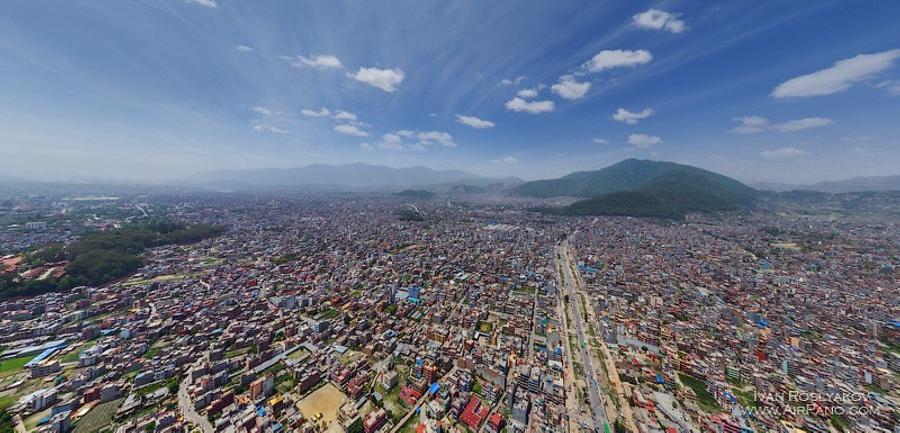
[492, 156, 518, 165]
[613, 108, 654, 124]
[500, 76, 526, 86]
[730, 115, 769, 134]
[772, 49, 900, 98]
[730, 116, 832, 133]
[299, 107, 330, 118]
[583, 49, 652, 73]
[760, 147, 810, 159]
[334, 124, 368, 137]
[332, 111, 357, 121]
[376, 133, 404, 150]
[253, 124, 288, 134]
[770, 117, 832, 132]
[516, 84, 545, 99]
[235, 45, 253, 53]
[417, 131, 456, 147]
[627, 133, 662, 148]
[360, 143, 375, 151]
[632, 9, 686, 33]
[551, 75, 591, 100]
[593, 138, 610, 144]
[876, 80, 900, 96]
[290, 54, 344, 70]
[456, 114, 495, 129]
[348, 67, 405, 93]
[505, 97, 555, 114]
[252, 106, 276, 116]
[364, 130, 455, 151]
[186, 0, 217, 8]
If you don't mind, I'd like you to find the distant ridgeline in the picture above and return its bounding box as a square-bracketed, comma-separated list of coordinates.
[516, 159, 757, 219]
[0, 222, 225, 300]
[395, 189, 437, 200]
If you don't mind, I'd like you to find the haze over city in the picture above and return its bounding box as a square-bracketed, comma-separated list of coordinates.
[1, 4, 899, 433]
[1, 1, 899, 184]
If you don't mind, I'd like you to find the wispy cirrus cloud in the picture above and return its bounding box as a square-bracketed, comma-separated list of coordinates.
[876, 80, 900, 96]
[772, 49, 900, 98]
[186, 0, 217, 8]
[288, 54, 344, 70]
[770, 117, 832, 132]
[455, 114, 495, 129]
[253, 124, 288, 134]
[492, 156, 518, 165]
[760, 147, 810, 159]
[499, 76, 526, 86]
[730, 116, 832, 133]
[633, 9, 686, 33]
[252, 106, 278, 116]
[235, 45, 253, 53]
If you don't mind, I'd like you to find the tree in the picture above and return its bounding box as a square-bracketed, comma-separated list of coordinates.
[347, 417, 364, 433]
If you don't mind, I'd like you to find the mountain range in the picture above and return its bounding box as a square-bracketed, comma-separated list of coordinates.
[517, 159, 758, 218]
[185, 163, 521, 190]
[753, 175, 900, 193]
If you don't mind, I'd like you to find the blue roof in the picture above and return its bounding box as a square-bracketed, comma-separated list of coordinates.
[428, 383, 440, 394]
[257, 407, 266, 417]
[25, 346, 64, 367]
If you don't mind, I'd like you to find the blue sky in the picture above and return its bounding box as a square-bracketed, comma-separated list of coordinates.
[1, 0, 899, 183]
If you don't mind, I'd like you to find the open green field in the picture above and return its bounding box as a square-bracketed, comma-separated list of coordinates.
[73, 398, 123, 433]
[477, 321, 494, 333]
[287, 348, 309, 361]
[0, 355, 31, 377]
[317, 308, 339, 320]
[679, 373, 721, 412]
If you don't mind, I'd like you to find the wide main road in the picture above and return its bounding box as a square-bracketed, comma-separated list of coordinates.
[556, 239, 608, 433]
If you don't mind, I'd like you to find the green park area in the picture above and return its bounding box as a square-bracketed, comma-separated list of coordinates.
[72, 398, 124, 433]
[0, 355, 31, 377]
[679, 373, 721, 412]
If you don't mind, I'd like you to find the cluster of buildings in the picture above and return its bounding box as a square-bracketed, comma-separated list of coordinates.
[570, 212, 898, 433]
[0, 194, 578, 433]
[1, 189, 896, 433]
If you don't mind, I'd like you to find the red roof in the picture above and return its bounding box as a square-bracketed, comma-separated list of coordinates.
[399, 386, 422, 407]
[460, 395, 489, 430]
[488, 412, 504, 429]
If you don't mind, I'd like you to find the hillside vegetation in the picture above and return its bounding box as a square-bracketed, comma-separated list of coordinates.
[518, 159, 757, 219]
[0, 222, 225, 299]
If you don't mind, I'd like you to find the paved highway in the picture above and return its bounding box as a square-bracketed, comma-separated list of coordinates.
[557, 240, 608, 433]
